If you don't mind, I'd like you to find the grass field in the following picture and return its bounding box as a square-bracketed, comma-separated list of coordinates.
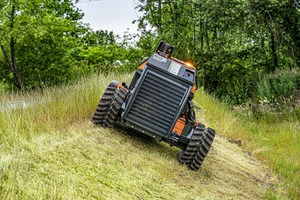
[0, 73, 298, 199]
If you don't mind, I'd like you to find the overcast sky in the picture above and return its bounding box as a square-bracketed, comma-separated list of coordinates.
[76, 0, 141, 36]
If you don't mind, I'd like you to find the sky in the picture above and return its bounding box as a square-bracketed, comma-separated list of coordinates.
[76, 0, 141, 36]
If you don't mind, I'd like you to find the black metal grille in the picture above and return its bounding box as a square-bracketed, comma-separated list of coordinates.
[126, 70, 188, 135]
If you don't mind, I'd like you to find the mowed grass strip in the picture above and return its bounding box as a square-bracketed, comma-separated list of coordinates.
[0, 121, 275, 199]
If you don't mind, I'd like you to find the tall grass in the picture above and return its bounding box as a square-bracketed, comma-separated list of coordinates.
[0, 73, 135, 199]
[0, 73, 294, 199]
[0, 73, 132, 137]
[195, 90, 300, 199]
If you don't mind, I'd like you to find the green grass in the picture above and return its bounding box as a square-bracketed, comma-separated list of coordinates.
[0, 73, 296, 199]
[194, 91, 300, 199]
[251, 115, 300, 199]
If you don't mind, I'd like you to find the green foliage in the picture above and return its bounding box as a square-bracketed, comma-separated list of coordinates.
[77, 29, 147, 74]
[16, 31, 80, 88]
[272, 69, 296, 97]
[0, 0, 86, 90]
[82, 30, 117, 47]
[79, 46, 118, 68]
[256, 68, 300, 112]
[257, 76, 273, 101]
[135, 0, 300, 106]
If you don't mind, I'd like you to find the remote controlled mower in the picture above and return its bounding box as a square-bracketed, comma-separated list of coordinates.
[93, 41, 215, 171]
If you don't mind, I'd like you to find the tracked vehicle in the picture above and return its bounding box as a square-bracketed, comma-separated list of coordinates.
[93, 41, 215, 171]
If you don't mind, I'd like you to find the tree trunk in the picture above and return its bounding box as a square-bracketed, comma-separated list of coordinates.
[270, 31, 278, 72]
[191, 1, 195, 51]
[10, 37, 26, 92]
[205, 27, 210, 52]
[0, 45, 16, 84]
[157, 0, 162, 35]
[1, 45, 11, 68]
[173, 2, 178, 40]
[8, 4, 26, 92]
[199, 15, 203, 51]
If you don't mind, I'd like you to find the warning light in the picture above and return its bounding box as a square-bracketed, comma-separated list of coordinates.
[185, 62, 194, 68]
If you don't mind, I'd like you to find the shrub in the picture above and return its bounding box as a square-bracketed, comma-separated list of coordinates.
[271, 69, 296, 97]
[256, 68, 300, 110]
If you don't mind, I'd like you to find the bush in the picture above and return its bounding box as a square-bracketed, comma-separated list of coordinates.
[256, 68, 300, 109]
[271, 69, 296, 97]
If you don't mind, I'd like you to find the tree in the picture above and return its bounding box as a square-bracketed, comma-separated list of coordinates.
[0, 0, 84, 91]
[135, 0, 300, 104]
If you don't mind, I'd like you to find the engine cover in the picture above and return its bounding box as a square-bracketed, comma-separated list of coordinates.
[122, 58, 192, 139]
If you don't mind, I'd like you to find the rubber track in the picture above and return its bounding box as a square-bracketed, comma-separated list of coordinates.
[93, 82, 117, 125]
[189, 127, 215, 171]
[179, 123, 205, 165]
[103, 87, 127, 127]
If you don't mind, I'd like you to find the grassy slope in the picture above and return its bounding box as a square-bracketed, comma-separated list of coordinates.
[0, 74, 293, 199]
[195, 91, 300, 199]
